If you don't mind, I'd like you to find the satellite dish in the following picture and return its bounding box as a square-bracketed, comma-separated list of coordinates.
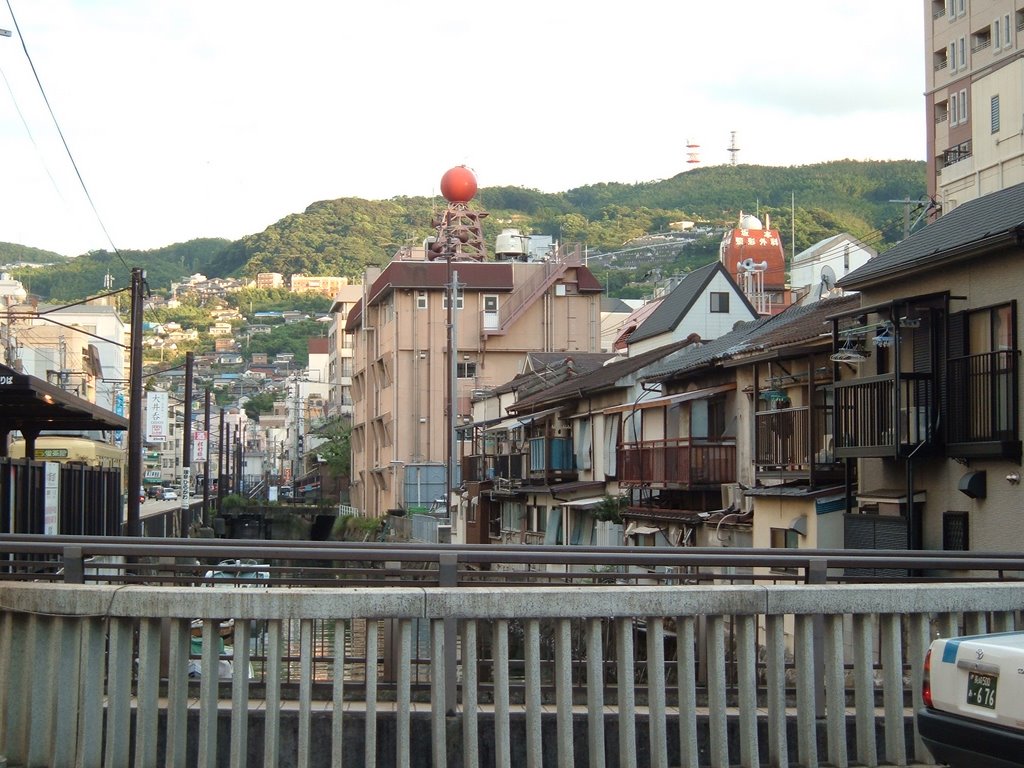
[820, 265, 836, 291]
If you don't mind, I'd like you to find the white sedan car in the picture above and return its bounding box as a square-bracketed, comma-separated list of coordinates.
[919, 631, 1024, 768]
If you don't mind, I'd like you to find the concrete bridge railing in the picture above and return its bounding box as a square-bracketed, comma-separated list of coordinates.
[2, 580, 1021, 767]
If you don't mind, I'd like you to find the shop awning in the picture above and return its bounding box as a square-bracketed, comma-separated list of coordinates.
[0, 362, 128, 436]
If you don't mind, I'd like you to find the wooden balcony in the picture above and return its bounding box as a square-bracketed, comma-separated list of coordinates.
[834, 373, 935, 458]
[617, 439, 736, 488]
[754, 406, 844, 483]
[946, 350, 1021, 460]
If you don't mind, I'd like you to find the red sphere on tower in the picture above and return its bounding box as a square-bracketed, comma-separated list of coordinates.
[440, 166, 477, 203]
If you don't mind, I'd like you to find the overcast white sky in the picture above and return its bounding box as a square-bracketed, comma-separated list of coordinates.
[0, 1, 925, 257]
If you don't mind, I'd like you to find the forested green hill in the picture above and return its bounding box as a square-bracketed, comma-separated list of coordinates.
[11, 159, 925, 301]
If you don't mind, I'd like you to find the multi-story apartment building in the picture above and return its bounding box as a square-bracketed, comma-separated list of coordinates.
[290, 275, 351, 297]
[255, 272, 285, 289]
[346, 245, 604, 519]
[926, 0, 1024, 211]
[327, 284, 362, 420]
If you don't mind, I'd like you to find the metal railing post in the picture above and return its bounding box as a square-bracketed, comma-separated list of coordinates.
[807, 557, 828, 719]
[439, 552, 458, 716]
[62, 545, 84, 584]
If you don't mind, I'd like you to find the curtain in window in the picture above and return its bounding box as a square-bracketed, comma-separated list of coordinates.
[604, 417, 619, 477]
[575, 418, 592, 470]
[543, 507, 561, 545]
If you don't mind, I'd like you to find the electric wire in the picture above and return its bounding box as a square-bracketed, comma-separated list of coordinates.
[4, 0, 129, 272]
[0, 59, 64, 203]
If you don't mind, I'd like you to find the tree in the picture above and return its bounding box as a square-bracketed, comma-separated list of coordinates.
[314, 418, 351, 480]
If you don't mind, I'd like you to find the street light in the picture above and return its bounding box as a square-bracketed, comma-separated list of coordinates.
[0, 29, 12, 37]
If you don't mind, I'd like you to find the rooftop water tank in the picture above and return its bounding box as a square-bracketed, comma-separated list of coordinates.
[495, 228, 529, 261]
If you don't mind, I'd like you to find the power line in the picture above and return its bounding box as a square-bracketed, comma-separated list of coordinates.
[0, 60, 65, 203]
[4, 0, 129, 272]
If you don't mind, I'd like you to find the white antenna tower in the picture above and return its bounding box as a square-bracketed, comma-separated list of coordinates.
[685, 138, 700, 165]
[727, 131, 740, 166]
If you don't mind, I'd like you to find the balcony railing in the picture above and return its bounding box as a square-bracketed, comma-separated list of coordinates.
[463, 452, 530, 485]
[755, 406, 810, 467]
[941, 141, 972, 168]
[528, 437, 575, 478]
[947, 349, 1021, 459]
[617, 439, 736, 487]
[834, 373, 934, 458]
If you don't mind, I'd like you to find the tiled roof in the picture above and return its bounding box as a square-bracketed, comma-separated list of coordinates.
[839, 182, 1024, 288]
[639, 317, 772, 382]
[640, 295, 859, 381]
[345, 260, 604, 331]
[732, 294, 859, 353]
[628, 262, 756, 343]
[508, 338, 695, 412]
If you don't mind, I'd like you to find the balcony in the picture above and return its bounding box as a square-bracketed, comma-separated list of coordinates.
[527, 436, 576, 482]
[754, 406, 844, 483]
[462, 452, 527, 484]
[834, 373, 935, 458]
[946, 350, 1022, 460]
[617, 439, 736, 488]
[941, 141, 972, 169]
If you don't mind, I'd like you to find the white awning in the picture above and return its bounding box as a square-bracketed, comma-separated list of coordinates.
[559, 496, 607, 508]
[603, 383, 735, 414]
[624, 522, 661, 536]
[484, 406, 565, 432]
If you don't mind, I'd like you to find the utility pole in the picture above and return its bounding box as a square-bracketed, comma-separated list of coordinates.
[203, 388, 211, 527]
[889, 197, 915, 240]
[126, 267, 145, 536]
[181, 351, 193, 531]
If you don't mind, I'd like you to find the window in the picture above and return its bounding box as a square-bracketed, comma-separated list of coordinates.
[994, 19, 1001, 50]
[442, 290, 463, 310]
[457, 361, 477, 378]
[992, 94, 1001, 133]
[770, 527, 800, 574]
[959, 88, 968, 124]
[956, 0, 964, 17]
[948, 42, 957, 72]
[958, 36, 966, 69]
[950, 302, 1017, 443]
[710, 292, 730, 313]
[416, 291, 428, 310]
[950, 92, 959, 125]
[943, 512, 969, 551]
[483, 295, 498, 313]
[1005, 13, 1012, 47]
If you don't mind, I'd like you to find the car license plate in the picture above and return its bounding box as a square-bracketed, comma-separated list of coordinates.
[966, 670, 997, 709]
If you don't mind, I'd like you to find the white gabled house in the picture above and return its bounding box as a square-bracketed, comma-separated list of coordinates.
[625, 262, 759, 355]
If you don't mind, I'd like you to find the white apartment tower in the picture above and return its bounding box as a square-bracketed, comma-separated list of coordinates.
[926, 0, 1024, 212]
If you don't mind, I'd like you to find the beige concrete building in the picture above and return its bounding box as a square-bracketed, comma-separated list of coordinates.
[327, 284, 362, 420]
[832, 183, 1024, 553]
[925, 0, 1024, 210]
[290, 275, 350, 297]
[256, 272, 284, 289]
[345, 246, 603, 518]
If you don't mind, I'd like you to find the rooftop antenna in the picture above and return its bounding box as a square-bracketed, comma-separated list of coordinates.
[727, 131, 740, 166]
